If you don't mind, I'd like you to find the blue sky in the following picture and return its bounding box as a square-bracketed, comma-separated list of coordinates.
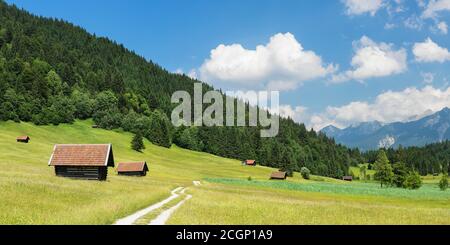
[6, 0, 450, 129]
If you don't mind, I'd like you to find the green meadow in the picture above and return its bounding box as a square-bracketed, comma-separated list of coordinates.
[0, 120, 449, 224]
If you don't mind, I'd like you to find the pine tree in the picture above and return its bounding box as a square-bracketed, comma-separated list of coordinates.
[439, 173, 449, 191]
[374, 149, 394, 188]
[131, 132, 145, 152]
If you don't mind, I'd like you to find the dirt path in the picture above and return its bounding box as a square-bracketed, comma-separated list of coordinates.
[113, 187, 184, 225]
[148, 192, 192, 225]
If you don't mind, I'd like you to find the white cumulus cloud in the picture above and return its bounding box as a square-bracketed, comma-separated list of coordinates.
[311, 86, 450, 130]
[403, 15, 424, 30]
[277, 105, 309, 122]
[343, 0, 385, 16]
[413, 38, 450, 63]
[198, 33, 336, 91]
[174, 68, 198, 80]
[281, 86, 450, 130]
[437, 21, 448, 34]
[331, 36, 407, 83]
[422, 0, 450, 19]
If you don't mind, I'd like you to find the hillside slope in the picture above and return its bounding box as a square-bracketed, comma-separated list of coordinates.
[0, 120, 315, 224]
[0, 0, 361, 178]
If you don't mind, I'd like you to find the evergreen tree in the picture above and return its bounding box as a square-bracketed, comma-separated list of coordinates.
[392, 162, 409, 188]
[403, 171, 422, 190]
[279, 153, 294, 177]
[374, 150, 394, 188]
[300, 167, 311, 180]
[131, 132, 145, 152]
[439, 173, 449, 191]
[359, 165, 367, 181]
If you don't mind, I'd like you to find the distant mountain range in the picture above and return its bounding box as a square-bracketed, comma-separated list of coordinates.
[321, 107, 450, 151]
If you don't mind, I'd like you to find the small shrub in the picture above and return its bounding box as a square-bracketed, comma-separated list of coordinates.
[439, 173, 448, 191]
[300, 167, 311, 180]
[403, 171, 422, 190]
[247, 176, 252, 181]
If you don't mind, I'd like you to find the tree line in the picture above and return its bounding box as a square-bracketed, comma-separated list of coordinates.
[363, 142, 450, 176]
[370, 149, 448, 191]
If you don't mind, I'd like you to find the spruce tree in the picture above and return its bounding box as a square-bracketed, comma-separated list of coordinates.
[439, 173, 449, 191]
[131, 132, 145, 152]
[374, 149, 394, 188]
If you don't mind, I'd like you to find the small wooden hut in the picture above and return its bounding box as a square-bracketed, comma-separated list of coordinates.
[244, 160, 256, 166]
[16, 136, 30, 143]
[342, 176, 353, 182]
[117, 162, 149, 176]
[48, 144, 115, 181]
[270, 171, 287, 180]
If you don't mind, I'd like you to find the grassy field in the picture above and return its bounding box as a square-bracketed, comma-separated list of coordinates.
[0, 120, 449, 224]
[0, 120, 277, 224]
[349, 163, 376, 180]
[168, 182, 450, 225]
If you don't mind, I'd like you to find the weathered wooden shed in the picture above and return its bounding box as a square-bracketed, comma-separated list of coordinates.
[244, 160, 256, 166]
[16, 136, 30, 143]
[48, 144, 115, 181]
[342, 176, 353, 182]
[270, 171, 287, 180]
[117, 162, 149, 176]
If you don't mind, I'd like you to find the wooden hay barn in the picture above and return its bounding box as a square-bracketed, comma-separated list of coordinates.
[244, 160, 256, 166]
[117, 162, 149, 176]
[270, 171, 287, 180]
[342, 176, 353, 182]
[48, 144, 115, 181]
[16, 136, 30, 143]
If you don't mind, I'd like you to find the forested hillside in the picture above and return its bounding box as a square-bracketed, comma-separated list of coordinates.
[363, 141, 450, 176]
[0, 0, 370, 178]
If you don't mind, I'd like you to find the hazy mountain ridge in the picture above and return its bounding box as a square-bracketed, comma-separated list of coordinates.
[321, 107, 450, 151]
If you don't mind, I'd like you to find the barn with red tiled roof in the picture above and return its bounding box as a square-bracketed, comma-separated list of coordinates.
[48, 144, 115, 181]
[16, 136, 30, 143]
[244, 160, 256, 166]
[270, 171, 287, 180]
[117, 162, 149, 176]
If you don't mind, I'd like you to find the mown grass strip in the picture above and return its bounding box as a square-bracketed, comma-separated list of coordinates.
[205, 178, 450, 200]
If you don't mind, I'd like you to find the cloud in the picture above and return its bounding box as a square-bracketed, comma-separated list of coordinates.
[281, 86, 450, 130]
[331, 36, 407, 83]
[384, 23, 396, 29]
[421, 72, 435, 84]
[417, 0, 427, 8]
[199, 33, 336, 91]
[174, 68, 198, 79]
[403, 15, 424, 30]
[422, 0, 450, 19]
[343, 0, 385, 16]
[309, 86, 450, 130]
[437, 21, 448, 34]
[413, 38, 450, 63]
[277, 105, 309, 122]
[187, 69, 198, 79]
